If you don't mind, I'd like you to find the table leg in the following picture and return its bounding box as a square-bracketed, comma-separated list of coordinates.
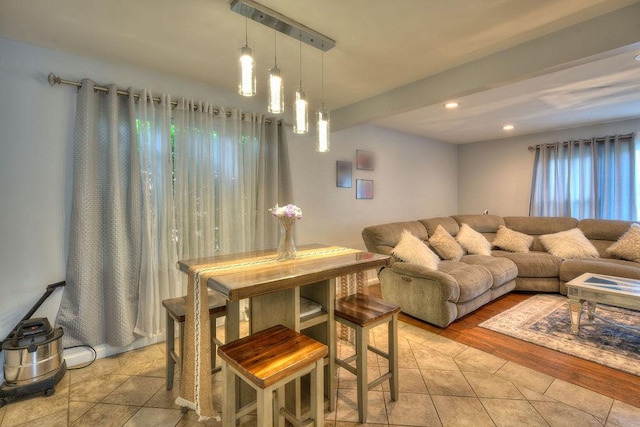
[587, 301, 597, 320]
[568, 299, 582, 335]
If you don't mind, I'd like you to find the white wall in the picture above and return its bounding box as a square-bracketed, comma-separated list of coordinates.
[457, 118, 640, 216]
[0, 38, 457, 367]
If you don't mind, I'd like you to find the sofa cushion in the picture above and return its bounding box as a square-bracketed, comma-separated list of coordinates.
[391, 230, 440, 270]
[539, 228, 599, 259]
[438, 262, 493, 303]
[492, 250, 562, 278]
[419, 217, 460, 236]
[456, 223, 492, 256]
[503, 216, 578, 252]
[492, 225, 534, 253]
[429, 224, 464, 261]
[451, 214, 504, 242]
[606, 223, 640, 263]
[362, 221, 428, 256]
[559, 257, 640, 283]
[462, 254, 518, 288]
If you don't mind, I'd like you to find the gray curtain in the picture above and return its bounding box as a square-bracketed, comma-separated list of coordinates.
[529, 133, 638, 220]
[57, 80, 142, 347]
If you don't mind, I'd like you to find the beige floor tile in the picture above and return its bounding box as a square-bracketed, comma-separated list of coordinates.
[123, 406, 184, 426]
[69, 356, 121, 385]
[421, 369, 475, 397]
[480, 398, 548, 427]
[400, 325, 437, 345]
[530, 401, 602, 427]
[454, 347, 507, 374]
[69, 373, 130, 403]
[607, 400, 640, 426]
[544, 379, 613, 421]
[14, 408, 68, 427]
[101, 376, 165, 406]
[175, 410, 222, 427]
[454, 360, 486, 372]
[381, 367, 427, 394]
[385, 391, 441, 426]
[1, 387, 70, 426]
[463, 371, 524, 399]
[69, 401, 96, 423]
[421, 334, 469, 357]
[411, 346, 460, 371]
[495, 361, 554, 395]
[431, 395, 496, 427]
[70, 403, 140, 426]
[335, 389, 387, 424]
[513, 385, 555, 402]
[337, 364, 382, 391]
[114, 344, 166, 377]
[144, 383, 183, 409]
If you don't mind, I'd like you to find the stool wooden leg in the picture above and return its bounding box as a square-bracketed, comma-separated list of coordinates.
[221, 360, 235, 427]
[274, 386, 285, 427]
[389, 314, 399, 401]
[166, 312, 175, 390]
[258, 386, 274, 427]
[356, 325, 368, 423]
[311, 359, 325, 427]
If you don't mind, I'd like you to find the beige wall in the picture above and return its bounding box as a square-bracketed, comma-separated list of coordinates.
[457, 118, 640, 216]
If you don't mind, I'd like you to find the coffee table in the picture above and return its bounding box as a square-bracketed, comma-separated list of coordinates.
[565, 272, 640, 335]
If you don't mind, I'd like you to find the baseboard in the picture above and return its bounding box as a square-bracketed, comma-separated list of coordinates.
[63, 334, 166, 367]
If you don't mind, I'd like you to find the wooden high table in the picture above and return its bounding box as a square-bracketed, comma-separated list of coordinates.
[177, 244, 390, 418]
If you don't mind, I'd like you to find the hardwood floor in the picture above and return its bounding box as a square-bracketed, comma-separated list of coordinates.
[370, 285, 640, 408]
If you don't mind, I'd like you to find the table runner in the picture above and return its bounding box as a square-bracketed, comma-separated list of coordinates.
[175, 246, 360, 421]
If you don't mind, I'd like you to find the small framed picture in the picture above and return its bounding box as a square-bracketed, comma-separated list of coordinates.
[356, 150, 375, 171]
[336, 160, 352, 188]
[356, 179, 374, 199]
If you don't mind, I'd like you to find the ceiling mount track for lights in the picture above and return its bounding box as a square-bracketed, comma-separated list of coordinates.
[230, 0, 335, 51]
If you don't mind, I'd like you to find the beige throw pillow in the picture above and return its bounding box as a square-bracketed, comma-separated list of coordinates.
[428, 224, 463, 261]
[606, 223, 640, 263]
[391, 229, 440, 270]
[456, 223, 492, 256]
[492, 225, 534, 253]
[539, 228, 599, 259]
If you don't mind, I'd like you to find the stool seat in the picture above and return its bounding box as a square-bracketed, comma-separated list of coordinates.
[218, 325, 327, 426]
[162, 291, 227, 322]
[335, 293, 401, 327]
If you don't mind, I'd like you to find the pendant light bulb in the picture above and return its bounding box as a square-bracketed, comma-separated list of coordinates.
[293, 33, 308, 134]
[316, 49, 330, 152]
[238, 15, 256, 97]
[268, 31, 284, 114]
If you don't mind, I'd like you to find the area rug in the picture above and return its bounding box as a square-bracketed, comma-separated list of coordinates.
[479, 294, 640, 376]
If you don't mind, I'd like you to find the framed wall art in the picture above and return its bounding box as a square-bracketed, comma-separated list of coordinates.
[356, 150, 375, 171]
[336, 160, 352, 188]
[356, 179, 374, 199]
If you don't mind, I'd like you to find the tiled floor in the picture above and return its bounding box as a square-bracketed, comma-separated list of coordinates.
[1, 321, 639, 426]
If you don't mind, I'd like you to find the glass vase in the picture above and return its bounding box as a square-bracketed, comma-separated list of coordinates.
[277, 216, 297, 260]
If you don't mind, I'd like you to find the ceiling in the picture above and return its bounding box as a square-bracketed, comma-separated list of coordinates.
[1, 0, 639, 143]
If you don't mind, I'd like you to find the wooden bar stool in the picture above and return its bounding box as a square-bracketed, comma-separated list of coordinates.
[334, 293, 400, 423]
[162, 290, 227, 390]
[218, 324, 327, 427]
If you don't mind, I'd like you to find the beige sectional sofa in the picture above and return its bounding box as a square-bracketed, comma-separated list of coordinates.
[362, 215, 640, 327]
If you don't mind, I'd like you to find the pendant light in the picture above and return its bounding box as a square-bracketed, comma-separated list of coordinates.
[238, 14, 256, 97]
[293, 32, 308, 134]
[316, 49, 330, 152]
[268, 30, 284, 114]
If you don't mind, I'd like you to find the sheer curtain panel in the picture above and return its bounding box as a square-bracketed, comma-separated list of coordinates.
[529, 133, 638, 220]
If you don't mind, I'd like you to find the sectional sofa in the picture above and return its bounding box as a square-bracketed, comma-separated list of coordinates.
[361, 215, 640, 327]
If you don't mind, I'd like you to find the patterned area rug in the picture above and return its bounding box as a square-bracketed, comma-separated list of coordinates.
[479, 294, 640, 376]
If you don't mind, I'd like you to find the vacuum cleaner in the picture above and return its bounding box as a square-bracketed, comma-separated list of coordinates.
[0, 281, 67, 408]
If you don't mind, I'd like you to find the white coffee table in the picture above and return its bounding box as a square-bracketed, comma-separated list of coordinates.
[565, 273, 640, 335]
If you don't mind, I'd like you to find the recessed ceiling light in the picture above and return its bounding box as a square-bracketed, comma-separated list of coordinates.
[502, 124, 515, 131]
[443, 102, 459, 109]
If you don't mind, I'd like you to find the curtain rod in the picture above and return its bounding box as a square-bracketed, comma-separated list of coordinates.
[527, 132, 635, 151]
[47, 72, 288, 126]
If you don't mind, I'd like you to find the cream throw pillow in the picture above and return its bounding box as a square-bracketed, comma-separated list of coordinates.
[606, 223, 640, 263]
[428, 224, 463, 261]
[391, 229, 440, 270]
[539, 228, 599, 259]
[456, 223, 492, 256]
[492, 225, 534, 253]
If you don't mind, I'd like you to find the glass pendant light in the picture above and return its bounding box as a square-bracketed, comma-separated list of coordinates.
[238, 14, 256, 97]
[293, 33, 308, 134]
[316, 50, 330, 152]
[268, 30, 284, 113]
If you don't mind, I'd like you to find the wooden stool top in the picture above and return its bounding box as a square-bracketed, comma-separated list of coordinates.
[335, 293, 400, 327]
[217, 325, 328, 389]
[162, 290, 226, 322]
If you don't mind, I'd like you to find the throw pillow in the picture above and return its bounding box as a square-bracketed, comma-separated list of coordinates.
[428, 224, 464, 261]
[391, 229, 440, 270]
[606, 223, 640, 263]
[539, 228, 599, 259]
[456, 223, 492, 256]
[492, 225, 534, 253]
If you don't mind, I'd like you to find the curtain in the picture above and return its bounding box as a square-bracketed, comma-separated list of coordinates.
[529, 133, 638, 220]
[57, 80, 143, 347]
[173, 101, 292, 262]
[134, 91, 181, 338]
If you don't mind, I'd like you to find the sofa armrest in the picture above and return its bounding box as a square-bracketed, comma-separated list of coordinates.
[390, 262, 460, 302]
